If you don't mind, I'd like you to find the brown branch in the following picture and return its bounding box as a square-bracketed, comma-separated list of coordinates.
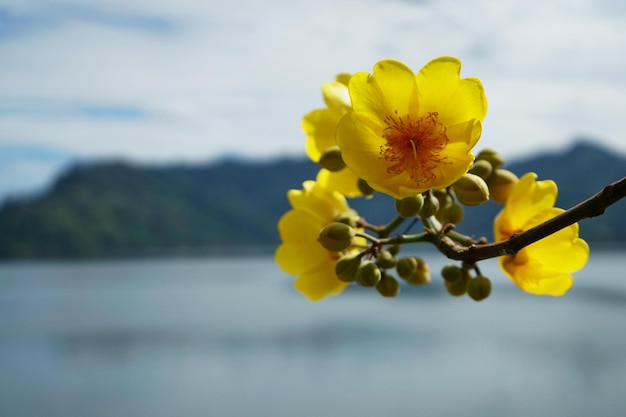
[437, 175, 626, 264]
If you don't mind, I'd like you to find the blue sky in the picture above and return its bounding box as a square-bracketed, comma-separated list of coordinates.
[2, 0, 626, 200]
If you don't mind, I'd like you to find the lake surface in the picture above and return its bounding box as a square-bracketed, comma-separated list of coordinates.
[1, 249, 626, 417]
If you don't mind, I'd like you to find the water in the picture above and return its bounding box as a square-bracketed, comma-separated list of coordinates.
[1, 250, 626, 417]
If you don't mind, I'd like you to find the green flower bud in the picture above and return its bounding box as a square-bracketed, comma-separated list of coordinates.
[444, 269, 471, 296]
[467, 276, 492, 302]
[375, 250, 397, 269]
[402, 256, 431, 285]
[476, 148, 504, 170]
[438, 202, 464, 225]
[469, 159, 493, 180]
[453, 173, 490, 206]
[357, 178, 375, 198]
[486, 169, 519, 204]
[387, 244, 401, 256]
[419, 193, 439, 219]
[317, 222, 355, 252]
[317, 146, 346, 172]
[357, 261, 381, 287]
[396, 257, 418, 279]
[335, 253, 362, 282]
[441, 264, 463, 283]
[433, 189, 452, 209]
[376, 273, 400, 297]
[395, 194, 424, 218]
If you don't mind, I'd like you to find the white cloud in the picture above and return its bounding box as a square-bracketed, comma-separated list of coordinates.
[1, 0, 626, 189]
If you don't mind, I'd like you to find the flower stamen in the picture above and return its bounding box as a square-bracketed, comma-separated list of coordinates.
[380, 111, 449, 184]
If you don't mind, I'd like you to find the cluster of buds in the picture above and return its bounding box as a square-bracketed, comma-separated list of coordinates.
[441, 264, 492, 301]
[312, 148, 520, 301]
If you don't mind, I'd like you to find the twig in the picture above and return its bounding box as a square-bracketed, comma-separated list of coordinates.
[436, 175, 626, 263]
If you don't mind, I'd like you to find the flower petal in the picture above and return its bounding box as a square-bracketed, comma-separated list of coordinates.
[303, 108, 345, 162]
[294, 260, 349, 301]
[316, 167, 362, 198]
[349, 60, 417, 122]
[416, 56, 487, 126]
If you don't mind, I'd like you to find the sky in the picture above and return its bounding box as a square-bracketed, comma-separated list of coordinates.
[2, 0, 626, 200]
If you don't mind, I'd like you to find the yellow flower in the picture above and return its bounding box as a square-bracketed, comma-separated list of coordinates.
[275, 180, 360, 301]
[336, 57, 487, 199]
[302, 74, 362, 197]
[494, 172, 590, 295]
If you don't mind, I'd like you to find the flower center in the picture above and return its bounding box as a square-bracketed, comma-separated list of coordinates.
[379, 111, 449, 184]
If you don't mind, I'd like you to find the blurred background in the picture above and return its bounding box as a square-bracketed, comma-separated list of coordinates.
[1, 0, 626, 416]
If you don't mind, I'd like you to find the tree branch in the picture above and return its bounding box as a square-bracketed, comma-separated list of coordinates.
[436, 175, 626, 263]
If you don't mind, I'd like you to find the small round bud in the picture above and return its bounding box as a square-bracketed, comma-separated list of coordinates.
[486, 169, 519, 204]
[467, 276, 492, 302]
[317, 146, 346, 172]
[387, 244, 401, 256]
[317, 222, 355, 252]
[335, 253, 362, 282]
[476, 148, 504, 170]
[433, 189, 452, 209]
[376, 274, 400, 297]
[357, 178, 375, 198]
[439, 202, 464, 225]
[453, 173, 490, 206]
[402, 256, 431, 285]
[469, 159, 493, 180]
[445, 269, 471, 296]
[441, 264, 463, 283]
[357, 261, 381, 287]
[396, 257, 418, 279]
[395, 194, 424, 218]
[375, 250, 397, 269]
[419, 193, 440, 219]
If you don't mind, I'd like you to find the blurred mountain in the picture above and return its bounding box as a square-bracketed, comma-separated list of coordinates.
[0, 139, 624, 259]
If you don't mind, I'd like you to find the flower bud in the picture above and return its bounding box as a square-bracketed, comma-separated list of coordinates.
[335, 253, 362, 282]
[395, 194, 424, 218]
[376, 273, 400, 297]
[375, 250, 397, 269]
[453, 173, 490, 206]
[317, 222, 355, 252]
[387, 244, 401, 256]
[444, 269, 471, 296]
[356, 260, 381, 287]
[433, 189, 452, 209]
[317, 146, 346, 172]
[468, 275, 492, 301]
[419, 193, 440, 219]
[357, 178, 375, 198]
[469, 159, 493, 180]
[486, 169, 519, 204]
[401, 256, 430, 285]
[476, 148, 504, 170]
[396, 257, 417, 279]
[438, 202, 464, 225]
[441, 264, 463, 283]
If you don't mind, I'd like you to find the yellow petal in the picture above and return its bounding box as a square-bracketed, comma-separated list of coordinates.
[416, 56, 487, 126]
[322, 81, 351, 109]
[303, 108, 346, 162]
[294, 260, 349, 301]
[504, 173, 558, 231]
[349, 60, 417, 122]
[287, 181, 348, 223]
[275, 242, 328, 275]
[277, 209, 322, 243]
[316, 168, 362, 198]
